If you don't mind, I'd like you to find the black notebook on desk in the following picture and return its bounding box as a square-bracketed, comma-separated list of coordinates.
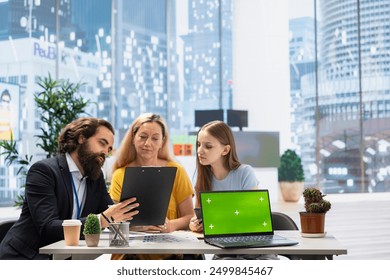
[199, 190, 298, 249]
[120, 166, 177, 226]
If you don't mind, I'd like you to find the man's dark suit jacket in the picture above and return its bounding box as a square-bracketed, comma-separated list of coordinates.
[0, 154, 113, 259]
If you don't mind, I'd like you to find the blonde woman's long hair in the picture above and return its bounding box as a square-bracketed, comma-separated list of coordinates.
[112, 113, 172, 173]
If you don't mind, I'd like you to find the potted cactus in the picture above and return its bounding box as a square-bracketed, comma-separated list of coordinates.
[299, 187, 331, 236]
[83, 214, 101, 247]
[278, 149, 305, 202]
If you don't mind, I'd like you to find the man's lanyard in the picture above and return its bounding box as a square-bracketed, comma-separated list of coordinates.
[70, 175, 82, 219]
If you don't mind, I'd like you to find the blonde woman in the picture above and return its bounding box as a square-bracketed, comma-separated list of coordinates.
[109, 113, 195, 260]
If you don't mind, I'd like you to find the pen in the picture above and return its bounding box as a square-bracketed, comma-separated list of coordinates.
[111, 224, 128, 245]
[111, 216, 119, 241]
[101, 212, 111, 225]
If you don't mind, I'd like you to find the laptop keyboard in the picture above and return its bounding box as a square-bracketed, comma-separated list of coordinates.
[210, 235, 281, 243]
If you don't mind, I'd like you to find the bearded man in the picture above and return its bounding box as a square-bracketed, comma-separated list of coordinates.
[0, 118, 139, 259]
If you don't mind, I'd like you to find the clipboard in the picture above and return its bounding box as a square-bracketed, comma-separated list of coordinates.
[120, 166, 177, 226]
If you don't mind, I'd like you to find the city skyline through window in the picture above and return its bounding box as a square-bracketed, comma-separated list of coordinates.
[1, 0, 390, 206]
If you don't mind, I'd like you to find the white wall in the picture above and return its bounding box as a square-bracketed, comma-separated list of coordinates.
[233, 0, 291, 202]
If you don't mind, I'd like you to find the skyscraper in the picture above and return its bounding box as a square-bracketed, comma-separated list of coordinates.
[181, 0, 233, 129]
[289, 17, 316, 184]
[293, 0, 390, 193]
[1, 0, 71, 41]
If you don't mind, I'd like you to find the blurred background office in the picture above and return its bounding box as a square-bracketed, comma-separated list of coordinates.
[1, 0, 390, 207]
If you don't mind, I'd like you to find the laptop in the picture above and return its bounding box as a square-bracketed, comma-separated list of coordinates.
[120, 166, 177, 226]
[199, 189, 298, 248]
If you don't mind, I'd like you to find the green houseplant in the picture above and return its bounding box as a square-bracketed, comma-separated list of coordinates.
[300, 187, 331, 235]
[0, 74, 90, 207]
[278, 149, 305, 202]
[83, 213, 101, 247]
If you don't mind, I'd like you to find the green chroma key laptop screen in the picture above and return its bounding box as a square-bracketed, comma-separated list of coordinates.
[200, 191, 273, 236]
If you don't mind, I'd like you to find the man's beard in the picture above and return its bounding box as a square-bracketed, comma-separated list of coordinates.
[77, 141, 105, 181]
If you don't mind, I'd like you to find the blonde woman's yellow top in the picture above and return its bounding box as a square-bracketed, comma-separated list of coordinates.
[109, 160, 194, 260]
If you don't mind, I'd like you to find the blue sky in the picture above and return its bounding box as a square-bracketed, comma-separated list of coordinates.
[289, 0, 314, 19]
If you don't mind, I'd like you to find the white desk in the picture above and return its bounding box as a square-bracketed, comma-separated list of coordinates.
[39, 230, 347, 260]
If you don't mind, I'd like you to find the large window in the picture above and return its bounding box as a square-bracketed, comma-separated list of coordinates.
[0, 0, 233, 206]
[290, 0, 390, 194]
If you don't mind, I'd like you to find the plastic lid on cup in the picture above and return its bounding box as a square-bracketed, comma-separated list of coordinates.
[62, 219, 82, 226]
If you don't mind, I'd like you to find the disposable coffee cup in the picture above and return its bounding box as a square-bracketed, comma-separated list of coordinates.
[62, 219, 82, 246]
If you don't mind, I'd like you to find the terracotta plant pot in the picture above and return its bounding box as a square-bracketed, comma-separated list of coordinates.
[85, 233, 100, 247]
[299, 212, 325, 233]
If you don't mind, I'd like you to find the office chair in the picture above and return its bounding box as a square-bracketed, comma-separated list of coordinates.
[0, 219, 17, 243]
[271, 212, 300, 260]
[272, 212, 299, 231]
